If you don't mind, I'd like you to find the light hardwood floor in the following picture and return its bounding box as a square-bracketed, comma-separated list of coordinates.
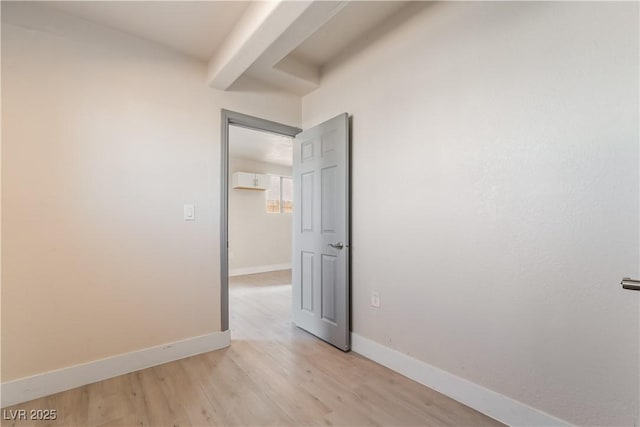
[3, 270, 504, 427]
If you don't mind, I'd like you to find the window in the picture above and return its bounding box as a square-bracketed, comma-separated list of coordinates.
[266, 175, 293, 213]
[282, 177, 293, 213]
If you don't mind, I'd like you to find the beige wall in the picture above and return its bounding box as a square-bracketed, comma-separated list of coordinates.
[303, 2, 639, 426]
[228, 157, 292, 273]
[1, 2, 300, 381]
[3, 2, 639, 424]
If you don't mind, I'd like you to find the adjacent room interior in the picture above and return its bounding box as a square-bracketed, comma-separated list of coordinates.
[227, 125, 295, 341]
[1, 1, 638, 426]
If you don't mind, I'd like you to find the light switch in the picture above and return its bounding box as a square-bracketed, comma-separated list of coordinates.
[371, 291, 380, 308]
[183, 204, 195, 221]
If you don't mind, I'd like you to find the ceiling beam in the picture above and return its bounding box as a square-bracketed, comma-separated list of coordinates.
[244, 1, 349, 94]
[207, 0, 350, 93]
[207, 1, 314, 90]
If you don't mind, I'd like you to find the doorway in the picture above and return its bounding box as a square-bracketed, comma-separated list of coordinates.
[220, 110, 301, 332]
[221, 110, 351, 351]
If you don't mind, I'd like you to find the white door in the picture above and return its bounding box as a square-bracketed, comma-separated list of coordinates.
[292, 113, 350, 351]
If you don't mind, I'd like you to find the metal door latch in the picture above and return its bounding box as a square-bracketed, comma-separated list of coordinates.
[621, 277, 640, 291]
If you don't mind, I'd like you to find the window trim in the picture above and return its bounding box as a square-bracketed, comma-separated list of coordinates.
[266, 174, 293, 214]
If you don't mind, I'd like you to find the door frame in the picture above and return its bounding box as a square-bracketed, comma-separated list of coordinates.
[220, 109, 301, 331]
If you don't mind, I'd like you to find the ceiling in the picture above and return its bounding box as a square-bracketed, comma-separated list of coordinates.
[287, 1, 407, 68]
[46, 1, 250, 61]
[42, 1, 410, 95]
[229, 126, 293, 167]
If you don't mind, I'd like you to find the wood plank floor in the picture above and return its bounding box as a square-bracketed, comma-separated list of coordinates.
[2, 270, 504, 427]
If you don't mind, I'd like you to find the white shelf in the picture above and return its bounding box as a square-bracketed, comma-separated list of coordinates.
[231, 172, 268, 190]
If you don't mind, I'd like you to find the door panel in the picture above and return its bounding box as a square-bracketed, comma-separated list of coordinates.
[292, 113, 350, 351]
[321, 254, 337, 324]
[301, 172, 314, 232]
[321, 167, 337, 233]
[301, 252, 314, 313]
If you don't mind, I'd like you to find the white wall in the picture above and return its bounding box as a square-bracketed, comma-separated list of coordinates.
[228, 157, 292, 274]
[303, 2, 639, 426]
[1, 2, 300, 382]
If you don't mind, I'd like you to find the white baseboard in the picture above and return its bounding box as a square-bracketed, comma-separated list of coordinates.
[351, 333, 571, 427]
[229, 263, 291, 277]
[1, 330, 230, 408]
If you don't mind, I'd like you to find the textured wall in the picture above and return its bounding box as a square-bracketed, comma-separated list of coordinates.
[1, 2, 300, 381]
[303, 2, 639, 425]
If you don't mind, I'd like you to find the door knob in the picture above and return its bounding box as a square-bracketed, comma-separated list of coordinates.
[328, 242, 344, 250]
[621, 277, 640, 291]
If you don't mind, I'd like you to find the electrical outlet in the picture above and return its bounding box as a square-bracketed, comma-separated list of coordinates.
[371, 291, 380, 308]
